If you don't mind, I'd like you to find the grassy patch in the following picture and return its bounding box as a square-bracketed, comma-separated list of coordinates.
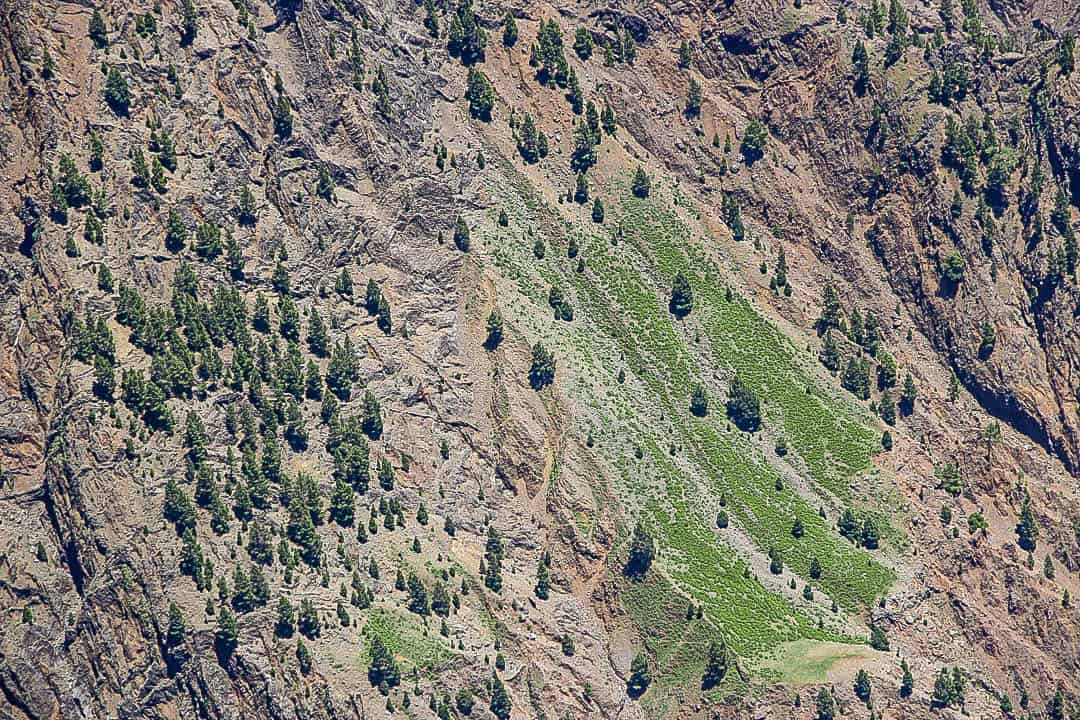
[475, 164, 895, 668]
[362, 607, 455, 673]
[755, 639, 881, 686]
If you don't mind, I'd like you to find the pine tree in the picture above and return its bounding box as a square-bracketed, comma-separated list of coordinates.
[1016, 496, 1038, 552]
[624, 523, 655, 578]
[368, 635, 401, 686]
[502, 11, 518, 47]
[838, 508, 859, 542]
[89, 8, 108, 47]
[726, 374, 761, 431]
[721, 192, 745, 241]
[678, 39, 692, 68]
[298, 598, 322, 638]
[165, 209, 188, 252]
[103, 67, 130, 115]
[465, 67, 495, 120]
[528, 342, 556, 390]
[854, 668, 872, 702]
[329, 476, 355, 526]
[669, 271, 693, 317]
[601, 103, 617, 136]
[685, 77, 702, 117]
[690, 384, 708, 417]
[180, 0, 198, 44]
[631, 166, 651, 198]
[534, 557, 551, 599]
[899, 372, 917, 415]
[450, 215, 472, 252]
[165, 601, 186, 646]
[306, 309, 328, 358]
[214, 608, 239, 660]
[852, 40, 870, 95]
[815, 688, 836, 720]
[570, 121, 597, 173]
[489, 672, 512, 720]
[741, 119, 768, 162]
[701, 639, 728, 689]
[820, 330, 841, 372]
[485, 309, 504, 349]
[273, 93, 293, 139]
[627, 652, 651, 697]
[900, 659, 913, 697]
[275, 597, 295, 637]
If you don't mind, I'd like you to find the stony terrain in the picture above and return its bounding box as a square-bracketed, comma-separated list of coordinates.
[1, 0, 1080, 718]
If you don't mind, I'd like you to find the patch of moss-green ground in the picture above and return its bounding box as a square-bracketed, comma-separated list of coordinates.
[362, 607, 455, 674]
[475, 164, 895, 669]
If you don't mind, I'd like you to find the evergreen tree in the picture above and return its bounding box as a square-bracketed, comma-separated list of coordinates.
[179, 0, 198, 44]
[329, 476, 354, 526]
[631, 166, 651, 198]
[214, 611, 241, 663]
[815, 688, 836, 720]
[570, 121, 597, 173]
[502, 11, 518, 47]
[275, 597, 296, 637]
[104, 67, 130, 114]
[701, 640, 728, 689]
[899, 372, 917, 415]
[601, 103, 616, 136]
[900, 659, 914, 697]
[1047, 686, 1067, 720]
[335, 268, 354, 297]
[669, 271, 693, 317]
[721, 192, 745, 241]
[298, 598, 322, 638]
[165, 601, 186, 646]
[296, 638, 313, 675]
[839, 508, 859, 542]
[528, 342, 556, 390]
[678, 39, 692, 68]
[573, 27, 593, 60]
[89, 8, 108, 47]
[685, 77, 702, 118]
[726, 374, 761, 431]
[485, 309, 504, 349]
[273, 93, 293, 139]
[624, 522, 654, 578]
[447, 0, 487, 65]
[574, 172, 589, 204]
[534, 19, 565, 84]
[368, 635, 401, 687]
[820, 330, 841, 372]
[406, 572, 431, 615]
[690, 384, 708, 417]
[307, 309, 328, 357]
[1016, 496, 1038, 552]
[854, 668, 872, 703]
[741, 119, 768, 162]
[165, 209, 188, 253]
[627, 652, 651, 697]
[465, 67, 495, 120]
[1058, 33, 1075, 76]
[534, 557, 551, 599]
[879, 391, 896, 426]
[489, 672, 512, 720]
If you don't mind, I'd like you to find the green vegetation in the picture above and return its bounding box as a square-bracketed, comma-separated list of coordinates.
[482, 167, 894, 681]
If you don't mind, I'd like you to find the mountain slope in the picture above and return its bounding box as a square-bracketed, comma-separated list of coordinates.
[1, 0, 1079, 718]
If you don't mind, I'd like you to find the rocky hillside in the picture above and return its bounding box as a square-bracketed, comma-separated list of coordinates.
[1, 0, 1080, 718]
